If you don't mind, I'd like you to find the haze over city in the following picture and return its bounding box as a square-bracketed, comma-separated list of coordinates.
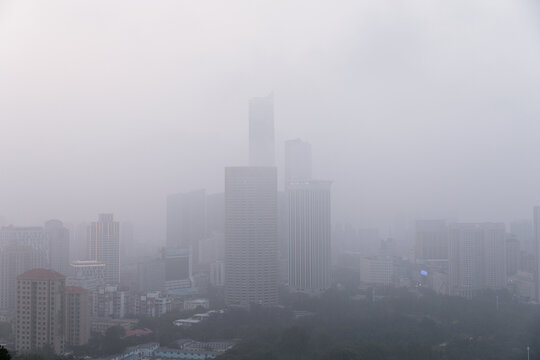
[2, 1, 540, 360]
[2, 0, 540, 246]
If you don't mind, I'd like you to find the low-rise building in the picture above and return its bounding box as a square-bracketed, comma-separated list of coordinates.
[183, 298, 209, 311]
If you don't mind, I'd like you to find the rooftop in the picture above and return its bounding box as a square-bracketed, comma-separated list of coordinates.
[18, 268, 65, 280]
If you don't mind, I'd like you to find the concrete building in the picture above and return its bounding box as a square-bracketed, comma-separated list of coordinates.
[88, 214, 120, 285]
[288, 181, 332, 293]
[94, 284, 128, 319]
[69, 260, 106, 290]
[249, 94, 275, 167]
[65, 286, 91, 347]
[448, 223, 506, 298]
[132, 292, 171, 318]
[183, 298, 209, 311]
[68, 260, 106, 319]
[359, 256, 394, 285]
[224, 167, 278, 307]
[166, 190, 206, 267]
[483, 223, 507, 289]
[15, 269, 65, 354]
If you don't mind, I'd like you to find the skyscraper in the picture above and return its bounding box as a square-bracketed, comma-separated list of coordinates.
[88, 214, 120, 284]
[448, 223, 485, 298]
[284, 139, 312, 187]
[224, 167, 278, 307]
[288, 181, 332, 293]
[16, 269, 66, 354]
[166, 189, 206, 266]
[448, 223, 506, 298]
[249, 94, 275, 167]
[45, 220, 70, 276]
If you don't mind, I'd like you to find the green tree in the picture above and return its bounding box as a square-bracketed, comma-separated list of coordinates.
[0, 346, 11, 360]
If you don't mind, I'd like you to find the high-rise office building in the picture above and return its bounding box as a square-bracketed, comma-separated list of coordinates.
[249, 94, 275, 167]
[415, 220, 448, 262]
[167, 189, 206, 267]
[448, 223, 506, 299]
[16, 269, 66, 354]
[45, 220, 70, 277]
[88, 214, 120, 285]
[482, 223, 507, 289]
[65, 286, 91, 347]
[448, 224, 484, 298]
[0, 226, 48, 312]
[284, 139, 312, 187]
[224, 167, 278, 307]
[288, 181, 332, 293]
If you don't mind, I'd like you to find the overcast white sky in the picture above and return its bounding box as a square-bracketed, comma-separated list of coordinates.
[1, 0, 540, 244]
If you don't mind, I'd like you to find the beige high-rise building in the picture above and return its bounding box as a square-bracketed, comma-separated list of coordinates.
[65, 286, 90, 347]
[16, 269, 65, 354]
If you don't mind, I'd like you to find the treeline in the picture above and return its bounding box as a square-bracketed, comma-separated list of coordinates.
[183, 286, 540, 360]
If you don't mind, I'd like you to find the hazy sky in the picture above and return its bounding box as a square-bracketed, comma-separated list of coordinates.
[1, 0, 540, 244]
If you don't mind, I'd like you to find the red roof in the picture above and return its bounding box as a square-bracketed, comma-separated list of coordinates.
[65, 286, 88, 294]
[18, 268, 65, 280]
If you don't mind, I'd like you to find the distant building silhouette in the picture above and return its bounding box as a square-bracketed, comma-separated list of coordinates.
[167, 189, 206, 267]
[224, 167, 278, 307]
[415, 220, 448, 262]
[45, 219, 70, 277]
[87, 214, 120, 284]
[510, 219, 533, 256]
[448, 223, 506, 298]
[206, 192, 225, 235]
[506, 236, 520, 276]
[249, 94, 275, 166]
[0, 226, 48, 312]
